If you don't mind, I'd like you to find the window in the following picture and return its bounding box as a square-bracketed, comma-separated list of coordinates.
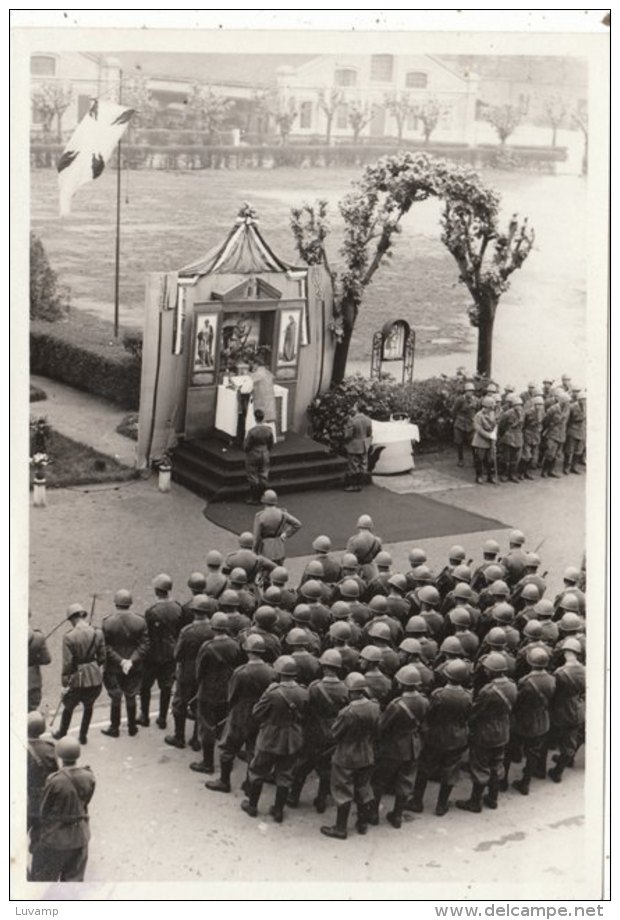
[299, 101, 313, 129]
[370, 54, 393, 82]
[335, 68, 357, 87]
[336, 103, 348, 130]
[405, 71, 428, 89]
[31, 55, 56, 76]
[518, 93, 530, 115]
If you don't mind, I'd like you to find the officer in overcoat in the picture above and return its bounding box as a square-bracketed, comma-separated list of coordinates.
[101, 589, 149, 738]
[53, 604, 106, 744]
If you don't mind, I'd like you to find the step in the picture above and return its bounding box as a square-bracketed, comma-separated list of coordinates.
[171, 466, 346, 502]
[172, 450, 346, 485]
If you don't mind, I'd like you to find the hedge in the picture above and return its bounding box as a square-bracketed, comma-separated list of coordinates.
[30, 314, 141, 410]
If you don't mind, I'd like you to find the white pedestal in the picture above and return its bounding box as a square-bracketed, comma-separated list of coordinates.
[371, 419, 421, 475]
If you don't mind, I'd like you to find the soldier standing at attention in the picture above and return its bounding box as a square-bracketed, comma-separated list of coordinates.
[346, 514, 383, 582]
[204, 551, 227, 600]
[27, 711, 58, 865]
[498, 394, 524, 483]
[52, 604, 105, 745]
[452, 381, 477, 467]
[138, 574, 182, 730]
[100, 589, 148, 739]
[509, 647, 556, 794]
[471, 396, 498, 484]
[547, 638, 586, 783]
[541, 390, 571, 478]
[243, 408, 275, 505]
[28, 614, 51, 712]
[30, 737, 96, 883]
[252, 489, 302, 566]
[564, 390, 586, 475]
[520, 393, 545, 479]
[343, 400, 373, 493]
[181, 572, 207, 629]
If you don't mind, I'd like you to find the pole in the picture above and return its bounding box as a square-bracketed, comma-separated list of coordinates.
[113, 68, 123, 338]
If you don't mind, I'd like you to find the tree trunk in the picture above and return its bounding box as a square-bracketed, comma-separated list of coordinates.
[476, 296, 498, 377]
[325, 115, 332, 146]
[56, 112, 63, 143]
[330, 293, 358, 386]
[551, 124, 557, 147]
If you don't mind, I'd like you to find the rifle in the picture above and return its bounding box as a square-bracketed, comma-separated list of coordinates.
[88, 593, 99, 625]
[533, 538, 546, 555]
[49, 689, 66, 729]
[44, 617, 68, 641]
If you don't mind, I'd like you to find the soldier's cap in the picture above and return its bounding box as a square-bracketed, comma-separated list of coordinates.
[521, 583, 541, 602]
[481, 396, 495, 408]
[56, 736, 81, 761]
[187, 572, 207, 591]
[292, 604, 312, 624]
[331, 600, 351, 621]
[534, 599, 554, 619]
[440, 636, 464, 656]
[543, 378, 554, 385]
[375, 550, 393, 568]
[271, 566, 289, 584]
[453, 564, 472, 583]
[418, 585, 441, 606]
[305, 560, 325, 579]
[559, 637, 582, 655]
[360, 644, 383, 663]
[444, 659, 470, 683]
[523, 619, 543, 640]
[356, 514, 374, 529]
[557, 391, 571, 403]
[114, 589, 133, 609]
[484, 564, 505, 583]
[28, 711, 46, 738]
[399, 637, 422, 655]
[395, 664, 422, 687]
[230, 567, 248, 585]
[261, 490, 278, 505]
[153, 573, 173, 592]
[329, 621, 352, 641]
[463, 382, 475, 392]
[490, 580, 510, 597]
[274, 655, 298, 677]
[449, 605, 471, 626]
[525, 552, 541, 568]
[312, 535, 332, 553]
[484, 651, 508, 673]
[341, 553, 359, 569]
[254, 605, 278, 628]
[486, 626, 508, 648]
[300, 579, 323, 599]
[287, 627, 309, 647]
[189, 594, 216, 614]
[509, 529, 526, 546]
[345, 672, 368, 693]
[388, 573, 407, 593]
[563, 566, 580, 584]
[219, 589, 240, 608]
[559, 593, 580, 613]
[559, 612, 583, 633]
[239, 532, 254, 549]
[532, 396, 545, 405]
[211, 612, 230, 632]
[320, 649, 342, 669]
[449, 545, 467, 562]
[263, 585, 281, 603]
[368, 621, 391, 641]
[339, 578, 360, 599]
[492, 601, 515, 624]
[368, 595, 389, 614]
[243, 633, 267, 653]
[206, 550, 223, 567]
[452, 583, 472, 600]
[408, 548, 427, 566]
[405, 615, 429, 635]
[66, 602, 86, 620]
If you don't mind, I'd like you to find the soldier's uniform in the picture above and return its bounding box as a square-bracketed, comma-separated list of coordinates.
[291, 647, 322, 687]
[194, 631, 242, 771]
[223, 546, 275, 586]
[547, 657, 586, 780]
[374, 686, 429, 826]
[511, 573, 547, 609]
[508, 666, 556, 791]
[502, 548, 529, 589]
[330, 694, 381, 826]
[243, 422, 275, 504]
[564, 399, 586, 474]
[241, 624, 282, 664]
[301, 553, 342, 586]
[169, 614, 214, 747]
[498, 404, 524, 482]
[27, 736, 58, 851]
[28, 627, 51, 712]
[343, 409, 373, 492]
[553, 586, 586, 619]
[346, 529, 383, 583]
[452, 392, 477, 466]
[140, 597, 182, 727]
[205, 569, 228, 600]
[253, 503, 302, 566]
[101, 606, 148, 736]
[471, 404, 498, 484]
[542, 400, 570, 476]
[217, 657, 276, 779]
[521, 400, 544, 477]
[363, 666, 393, 709]
[386, 593, 412, 629]
[55, 620, 106, 743]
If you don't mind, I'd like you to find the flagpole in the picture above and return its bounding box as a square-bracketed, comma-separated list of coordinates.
[113, 68, 123, 338]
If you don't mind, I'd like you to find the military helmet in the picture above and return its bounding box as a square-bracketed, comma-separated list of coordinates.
[271, 566, 289, 585]
[356, 514, 374, 529]
[559, 637, 582, 655]
[449, 545, 467, 563]
[305, 560, 325, 579]
[395, 664, 422, 687]
[66, 602, 86, 620]
[406, 615, 428, 635]
[440, 636, 464, 656]
[521, 583, 541, 603]
[28, 711, 46, 738]
[243, 633, 267, 654]
[531, 386, 543, 396]
[453, 564, 472, 583]
[339, 579, 360, 599]
[449, 605, 471, 627]
[345, 672, 368, 693]
[300, 579, 323, 599]
[368, 595, 389, 614]
[239, 531, 254, 549]
[331, 601, 351, 620]
[481, 396, 495, 408]
[463, 382, 475, 393]
[486, 626, 508, 648]
[254, 605, 278, 628]
[287, 627, 309, 647]
[56, 737, 81, 761]
[559, 593, 580, 613]
[408, 548, 427, 566]
[525, 553, 541, 568]
[375, 550, 393, 568]
[484, 564, 505, 584]
[444, 659, 470, 683]
[360, 645, 382, 663]
[263, 586, 281, 604]
[418, 585, 441, 607]
[483, 538, 500, 555]
[504, 384, 515, 394]
[510, 394, 523, 406]
[486, 381, 499, 393]
[187, 572, 207, 591]
[534, 599, 555, 619]
[559, 612, 583, 634]
[341, 553, 359, 569]
[557, 391, 571, 403]
[329, 621, 352, 641]
[490, 580, 510, 597]
[114, 589, 133, 609]
[526, 646, 550, 668]
[274, 655, 298, 676]
[320, 649, 342, 669]
[523, 619, 543, 640]
[219, 589, 239, 608]
[292, 604, 312, 624]
[189, 594, 215, 614]
[492, 602, 515, 624]
[261, 490, 278, 505]
[312, 535, 332, 553]
[412, 564, 433, 583]
[211, 612, 230, 632]
[484, 651, 508, 673]
[563, 566, 580, 584]
[509, 530, 526, 546]
[153, 573, 173, 592]
[388, 573, 407, 593]
[399, 637, 422, 656]
[229, 567, 248, 586]
[533, 396, 545, 405]
[452, 583, 472, 600]
[206, 550, 223, 567]
[368, 621, 391, 641]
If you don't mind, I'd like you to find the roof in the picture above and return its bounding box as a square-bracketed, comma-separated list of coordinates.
[112, 52, 318, 89]
[178, 204, 296, 278]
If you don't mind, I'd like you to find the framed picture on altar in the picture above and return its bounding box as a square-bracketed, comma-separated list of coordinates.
[191, 312, 219, 386]
[277, 308, 301, 369]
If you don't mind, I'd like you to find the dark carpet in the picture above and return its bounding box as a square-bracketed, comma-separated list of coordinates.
[203, 485, 507, 556]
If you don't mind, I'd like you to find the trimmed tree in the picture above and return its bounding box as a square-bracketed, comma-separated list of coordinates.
[347, 101, 374, 144]
[290, 151, 534, 384]
[483, 103, 521, 146]
[185, 83, 232, 142]
[384, 92, 415, 143]
[272, 97, 298, 145]
[543, 95, 567, 148]
[416, 96, 443, 144]
[31, 82, 73, 141]
[30, 232, 70, 321]
[317, 88, 345, 146]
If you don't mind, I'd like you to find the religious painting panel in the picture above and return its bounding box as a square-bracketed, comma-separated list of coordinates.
[191, 311, 219, 386]
[277, 308, 302, 369]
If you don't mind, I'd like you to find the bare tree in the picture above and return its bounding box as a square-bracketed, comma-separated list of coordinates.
[122, 73, 158, 139]
[416, 96, 443, 144]
[384, 92, 415, 143]
[483, 103, 522, 146]
[185, 83, 233, 142]
[31, 83, 73, 142]
[347, 101, 374, 144]
[316, 88, 345, 146]
[271, 97, 298, 146]
[543, 95, 567, 147]
[570, 105, 588, 177]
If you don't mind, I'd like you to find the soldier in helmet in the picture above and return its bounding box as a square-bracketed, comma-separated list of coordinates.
[343, 400, 373, 492]
[364, 621, 400, 677]
[514, 587, 543, 632]
[225, 570, 257, 623]
[181, 572, 207, 628]
[165, 594, 216, 750]
[446, 606, 480, 659]
[404, 547, 428, 593]
[440, 566, 476, 617]
[269, 566, 297, 612]
[415, 585, 444, 642]
[477, 580, 510, 637]
[100, 589, 148, 739]
[346, 514, 383, 582]
[471, 396, 498, 484]
[243, 407, 275, 505]
[386, 573, 411, 628]
[498, 394, 524, 483]
[242, 605, 282, 664]
[53, 604, 105, 745]
[405, 616, 438, 665]
[471, 539, 504, 594]
[564, 390, 586, 474]
[502, 530, 528, 588]
[452, 381, 477, 468]
[206, 633, 275, 794]
[411, 658, 472, 816]
[435, 545, 468, 600]
[507, 646, 556, 795]
[252, 490, 302, 566]
[222, 531, 276, 588]
[261, 586, 292, 638]
[204, 550, 227, 600]
[334, 558, 367, 604]
[359, 645, 393, 708]
[28, 614, 52, 713]
[363, 595, 403, 646]
[27, 711, 58, 863]
[30, 737, 96, 882]
[511, 554, 547, 610]
[520, 394, 545, 479]
[138, 574, 182, 730]
[554, 568, 586, 618]
[299, 580, 332, 636]
[547, 638, 586, 782]
[456, 652, 517, 813]
[397, 638, 434, 694]
[287, 648, 349, 811]
[241, 655, 309, 823]
[541, 390, 571, 478]
[533, 599, 560, 645]
[406, 565, 436, 617]
[327, 619, 361, 674]
[286, 627, 322, 686]
[364, 551, 394, 600]
[477, 566, 509, 613]
[302, 535, 342, 586]
[288, 606, 321, 657]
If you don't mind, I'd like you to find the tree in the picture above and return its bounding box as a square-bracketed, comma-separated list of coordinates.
[290, 151, 534, 384]
[384, 92, 415, 143]
[543, 95, 567, 147]
[31, 83, 73, 142]
[483, 103, 521, 146]
[316, 88, 344, 146]
[185, 83, 233, 141]
[571, 104, 588, 177]
[271, 97, 298, 145]
[347, 101, 374, 144]
[250, 88, 274, 143]
[30, 232, 70, 321]
[416, 96, 443, 145]
[122, 73, 158, 140]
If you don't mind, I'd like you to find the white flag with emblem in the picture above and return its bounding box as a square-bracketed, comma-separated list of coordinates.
[57, 99, 135, 217]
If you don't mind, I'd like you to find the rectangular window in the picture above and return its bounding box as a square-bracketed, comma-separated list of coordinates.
[370, 54, 393, 82]
[406, 71, 428, 89]
[299, 101, 312, 129]
[334, 68, 357, 87]
[31, 55, 56, 76]
[336, 103, 348, 130]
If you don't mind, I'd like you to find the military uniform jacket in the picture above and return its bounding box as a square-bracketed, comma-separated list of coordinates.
[364, 573, 392, 600]
[307, 602, 332, 637]
[244, 423, 275, 455]
[226, 659, 276, 736]
[419, 609, 444, 641]
[39, 765, 96, 849]
[512, 573, 547, 606]
[543, 403, 569, 443]
[174, 619, 215, 684]
[348, 601, 372, 627]
[27, 739, 58, 820]
[332, 697, 381, 768]
[205, 571, 228, 599]
[195, 635, 242, 704]
[513, 670, 556, 737]
[551, 661, 586, 727]
[223, 548, 275, 582]
[472, 409, 497, 449]
[365, 668, 393, 708]
[241, 625, 282, 664]
[567, 402, 586, 439]
[62, 624, 105, 689]
[306, 675, 350, 750]
[226, 610, 253, 638]
[302, 554, 342, 585]
[291, 649, 322, 687]
[335, 644, 360, 676]
[522, 405, 543, 443]
[102, 611, 148, 673]
[378, 691, 429, 762]
[453, 395, 477, 432]
[144, 599, 182, 664]
[453, 629, 480, 659]
[362, 614, 403, 647]
[553, 586, 586, 618]
[435, 565, 456, 600]
[28, 628, 51, 691]
[425, 684, 473, 751]
[253, 680, 309, 756]
[502, 549, 528, 588]
[346, 531, 383, 569]
[253, 506, 302, 560]
[499, 406, 524, 448]
[344, 412, 373, 454]
[469, 677, 517, 747]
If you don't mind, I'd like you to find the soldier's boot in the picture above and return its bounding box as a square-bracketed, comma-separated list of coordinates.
[101, 700, 122, 738]
[386, 795, 406, 829]
[137, 690, 151, 726]
[52, 706, 73, 740]
[320, 802, 351, 840]
[487, 462, 497, 484]
[499, 756, 511, 791]
[547, 459, 560, 479]
[313, 776, 330, 814]
[188, 720, 200, 751]
[126, 697, 139, 736]
[157, 688, 172, 729]
[483, 772, 500, 809]
[456, 781, 484, 813]
[457, 444, 465, 468]
[344, 473, 356, 492]
[435, 783, 454, 817]
[507, 462, 519, 484]
[355, 800, 369, 835]
[512, 765, 531, 796]
[523, 460, 535, 481]
[270, 785, 289, 823]
[408, 773, 427, 813]
[533, 747, 548, 780]
[548, 755, 569, 783]
[190, 740, 215, 774]
[286, 778, 304, 808]
[206, 758, 233, 793]
[78, 706, 94, 745]
[353, 473, 363, 493]
[474, 457, 484, 485]
[241, 781, 263, 817]
[367, 797, 380, 826]
[164, 714, 186, 749]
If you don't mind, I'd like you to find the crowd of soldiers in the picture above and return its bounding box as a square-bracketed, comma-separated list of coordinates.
[28, 509, 586, 862]
[452, 374, 586, 484]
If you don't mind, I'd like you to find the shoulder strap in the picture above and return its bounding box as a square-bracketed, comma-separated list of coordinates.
[59, 767, 88, 811]
[523, 673, 550, 704]
[490, 682, 513, 710]
[396, 697, 418, 724]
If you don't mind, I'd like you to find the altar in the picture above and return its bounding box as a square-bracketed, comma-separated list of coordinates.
[215, 382, 289, 440]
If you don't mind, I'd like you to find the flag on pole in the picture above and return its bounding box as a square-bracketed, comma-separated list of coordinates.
[57, 99, 135, 216]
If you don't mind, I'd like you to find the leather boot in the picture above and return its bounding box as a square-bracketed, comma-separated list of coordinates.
[386, 795, 406, 829]
[138, 689, 151, 726]
[355, 800, 369, 834]
[157, 688, 172, 728]
[483, 772, 500, 809]
[101, 700, 121, 737]
[499, 756, 511, 791]
[367, 797, 380, 826]
[435, 783, 453, 816]
[474, 456, 483, 484]
[313, 776, 330, 814]
[512, 766, 531, 796]
[548, 755, 569, 783]
[190, 740, 214, 774]
[320, 802, 351, 840]
[206, 758, 233, 793]
[79, 706, 94, 744]
[523, 460, 534, 480]
[270, 785, 289, 823]
[408, 773, 427, 813]
[456, 781, 484, 813]
[547, 459, 560, 479]
[52, 706, 72, 740]
[534, 747, 548, 780]
[507, 462, 519, 484]
[287, 779, 303, 808]
[241, 781, 263, 817]
[344, 473, 355, 492]
[189, 722, 201, 751]
[165, 714, 186, 749]
[126, 697, 138, 736]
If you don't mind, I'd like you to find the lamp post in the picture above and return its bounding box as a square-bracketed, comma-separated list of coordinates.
[106, 57, 123, 338]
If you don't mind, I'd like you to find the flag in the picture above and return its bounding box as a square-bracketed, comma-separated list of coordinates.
[57, 99, 135, 216]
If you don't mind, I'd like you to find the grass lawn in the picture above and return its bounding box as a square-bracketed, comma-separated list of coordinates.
[33, 429, 137, 488]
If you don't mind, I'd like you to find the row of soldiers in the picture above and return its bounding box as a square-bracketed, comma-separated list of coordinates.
[28, 521, 586, 842]
[452, 374, 586, 484]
